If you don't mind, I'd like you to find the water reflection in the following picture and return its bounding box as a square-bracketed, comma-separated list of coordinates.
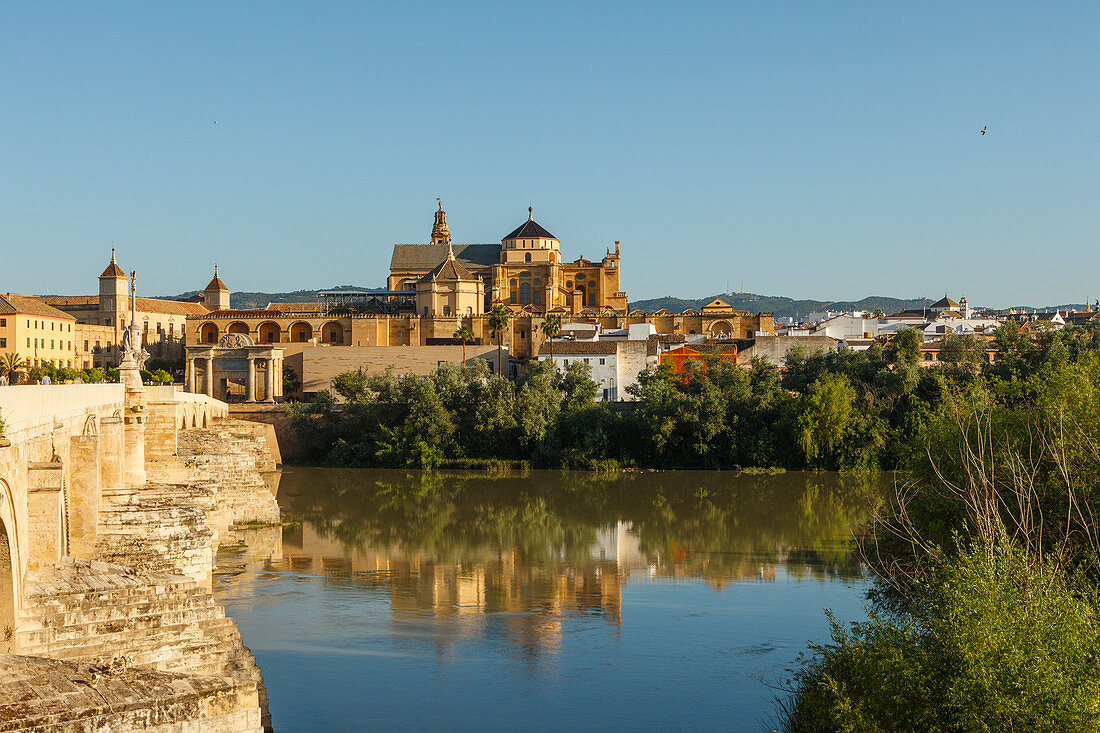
[245, 470, 877, 643]
[216, 469, 886, 731]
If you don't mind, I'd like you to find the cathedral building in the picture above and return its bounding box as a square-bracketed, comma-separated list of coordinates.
[388, 203, 628, 315]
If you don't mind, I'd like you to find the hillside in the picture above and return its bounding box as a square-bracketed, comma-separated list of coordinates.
[629, 293, 934, 319]
[158, 285, 1089, 319]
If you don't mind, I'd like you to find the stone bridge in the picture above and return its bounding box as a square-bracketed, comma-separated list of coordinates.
[0, 384, 278, 732]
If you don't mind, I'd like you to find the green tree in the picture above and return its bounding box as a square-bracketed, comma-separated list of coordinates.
[540, 314, 562, 359]
[797, 373, 855, 465]
[283, 365, 301, 396]
[0, 353, 25, 384]
[453, 325, 476, 364]
[487, 304, 511, 377]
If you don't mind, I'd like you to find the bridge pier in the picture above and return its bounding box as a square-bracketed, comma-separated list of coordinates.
[67, 435, 100, 558]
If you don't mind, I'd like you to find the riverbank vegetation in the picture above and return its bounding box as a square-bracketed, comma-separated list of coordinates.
[287, 322, 1100, 472]
[777, 325, 1100, 732]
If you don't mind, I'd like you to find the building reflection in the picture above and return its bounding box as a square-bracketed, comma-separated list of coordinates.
[218, 467, 880, 662]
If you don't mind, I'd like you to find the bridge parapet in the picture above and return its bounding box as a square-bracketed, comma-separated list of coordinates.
[0, 385, 125, 440]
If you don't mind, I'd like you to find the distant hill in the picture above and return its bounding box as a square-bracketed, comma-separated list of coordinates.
[162, 285, 380, 311]
[157, 286, 1090, 319]
[629, 293, 935, 319]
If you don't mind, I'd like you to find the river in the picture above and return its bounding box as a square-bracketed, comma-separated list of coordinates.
[213, 468, 886, 732]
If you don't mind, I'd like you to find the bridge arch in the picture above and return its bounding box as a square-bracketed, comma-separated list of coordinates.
[0, 479, 22, 643]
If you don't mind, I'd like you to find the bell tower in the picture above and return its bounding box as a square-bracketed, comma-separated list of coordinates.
[431, 199, 451, 246]
[98, 249, 128, 326]
[203, 265, 231, 311]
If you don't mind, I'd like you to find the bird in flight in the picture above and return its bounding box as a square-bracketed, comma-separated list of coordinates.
[980, 126, 986, 135]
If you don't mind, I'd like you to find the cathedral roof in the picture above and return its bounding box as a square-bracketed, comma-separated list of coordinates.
[422, 249, 477, 282]
[100, 250, 125, 278]
[503, 218, 556, 241]
[390, 243, 500, 271]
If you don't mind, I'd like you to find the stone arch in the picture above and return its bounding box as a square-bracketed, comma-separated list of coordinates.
[228, 321, 250, 335]
[258, 321, 281, 344]
[0, 479, 21, 638]
[82, 414, 98, 437]
[321, 321, 345, 345]
[191, 411, 197, 428]
[180, 413, 187, 429]
[709, 320, 733, 336]
[202, 410, 208, 428]
[199, 322, 219, 344]
[290, 322, 313, 343]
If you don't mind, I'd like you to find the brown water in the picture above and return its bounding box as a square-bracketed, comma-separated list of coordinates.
[215, 468, 886, 732]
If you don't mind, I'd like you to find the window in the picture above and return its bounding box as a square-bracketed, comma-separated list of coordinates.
[0, 318, 5, 326]
[0, 339, 5, 348]
[599, 358, 605, 365]
[534, 292, 541, 305]
[105, 317, 111, 326]
[588, 292, 596, 306]
[520, 330, 526, 339]
[525, 253, 531, 263]
[563, 359, 568, 365]
[51, 340, 55, 348]
[510, 291, 517, 304]
[520, 282, 531, 304]
[583, 358, 589, 364]
[443, 306, 451, 316]
[26, 338, 30, 348]
[575, 274, 586, 281]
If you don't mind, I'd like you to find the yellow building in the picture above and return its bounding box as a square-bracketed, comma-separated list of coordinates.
[0, 293, 78, 369]
[186, 205, 775, 375]
[389, 203, 627, 314]
[44, 251, 211, 367]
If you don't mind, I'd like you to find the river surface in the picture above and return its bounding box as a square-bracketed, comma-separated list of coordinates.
[214, 468, 885, 732]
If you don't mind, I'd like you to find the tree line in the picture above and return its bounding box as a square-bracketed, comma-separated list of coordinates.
[287, 322, 1089, 471]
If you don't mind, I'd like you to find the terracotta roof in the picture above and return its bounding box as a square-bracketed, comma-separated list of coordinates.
[201, 309, 283, 318]
[43, 295, 100, 308]
[0, 294, 77, 320]
[503, 218, 556, 241]
[131, 297, 209, 316]
[205, 274, 228, 291]
[268, 302, 323, 313]
[390, 243, 500, 271]
[930, 297, 960, 309]
[544, 341, 618, 355]
[100, 254, 125, 278]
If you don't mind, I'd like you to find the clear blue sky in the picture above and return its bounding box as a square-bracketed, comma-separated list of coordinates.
[2, 2, 1096, 307]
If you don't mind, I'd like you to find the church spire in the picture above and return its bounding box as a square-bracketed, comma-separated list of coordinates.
[431, 199, 451, 246]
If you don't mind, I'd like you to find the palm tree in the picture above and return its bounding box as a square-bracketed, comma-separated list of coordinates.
[487, 304, 511, 377]
[1, 353, 25, 385]
[453, 325, 476, 364]
[541, 313, 562, 361]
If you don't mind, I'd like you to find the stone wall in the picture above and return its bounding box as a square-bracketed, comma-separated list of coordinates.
[0, 386, 277, 732]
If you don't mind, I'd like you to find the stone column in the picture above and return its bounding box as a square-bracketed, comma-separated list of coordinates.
[186, 357, 196, 393]
[123, 393, 147, 488]
[264, 357, 275, 402]
[246, 356, 256, 402]
[99, 415, 124, 488]
[204, 357, 214, 397]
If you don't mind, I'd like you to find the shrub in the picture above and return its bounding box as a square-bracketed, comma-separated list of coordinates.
[780, 542, 1100, 733]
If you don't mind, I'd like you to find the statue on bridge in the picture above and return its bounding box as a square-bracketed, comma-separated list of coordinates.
[118, 271, 150, 390]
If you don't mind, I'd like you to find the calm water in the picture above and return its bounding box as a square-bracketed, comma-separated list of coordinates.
[214, 468, 885, 732]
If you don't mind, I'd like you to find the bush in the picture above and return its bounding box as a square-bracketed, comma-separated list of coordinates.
[780, 542, 1100, 733]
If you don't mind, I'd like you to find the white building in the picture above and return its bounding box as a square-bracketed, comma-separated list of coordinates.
[538, 339, 653, 401]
